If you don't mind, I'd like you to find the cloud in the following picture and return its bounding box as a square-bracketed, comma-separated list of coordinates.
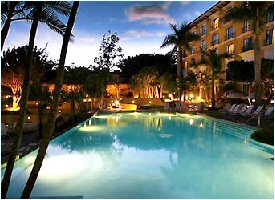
[180, 1, 191, 6]
[195, 11, 202, 17]
[126, 4, 176, 25]
[121, 29, 165, 40]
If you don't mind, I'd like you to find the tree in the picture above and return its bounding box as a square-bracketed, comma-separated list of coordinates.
[1, 2, 72, 198]
[1, 1, 24, 49]
[161, 23, 200, 100]
[94, 30, 124, 71]
[202, 49, 226, 109]
[21, 1, 79, 198]
[224, 1, 274, 106]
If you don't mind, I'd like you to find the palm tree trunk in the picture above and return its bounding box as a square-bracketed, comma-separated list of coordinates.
[21, 2, 79, 197]
[178, 47, 183, 100]
[1, 5, 41, 198]
[211, 73, 216, 109]
[38, 84, 43, 139]
[254, 20, 262, 106]
[1, 1, 18, 50]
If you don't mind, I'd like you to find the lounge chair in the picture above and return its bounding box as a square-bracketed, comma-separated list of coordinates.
[227, 104, 236, 113]
[263, 106, 274, 119]
[241, 105, 254, 117]
[237, 104, 248, 115]
[164, 103, 171, 112]
[252, 105, 264, 116]
[230, 104, 241, 115]
[175, 102, 182, 111]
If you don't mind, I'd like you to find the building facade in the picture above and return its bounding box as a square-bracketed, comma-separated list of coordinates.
[184, 1, 274, 101]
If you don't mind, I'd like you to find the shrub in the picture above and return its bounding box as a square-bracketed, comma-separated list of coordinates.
[251, 128, 274, 146]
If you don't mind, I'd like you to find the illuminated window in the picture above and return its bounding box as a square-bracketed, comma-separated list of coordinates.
[212, 18, 219, 30]
[242, 21, 251, 33]
[226, 44, 234, 55]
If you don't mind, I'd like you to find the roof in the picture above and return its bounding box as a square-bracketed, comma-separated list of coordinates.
[188, 1, 230, 27]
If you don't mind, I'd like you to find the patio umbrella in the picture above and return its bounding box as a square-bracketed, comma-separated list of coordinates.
[246, 92, 267, 99]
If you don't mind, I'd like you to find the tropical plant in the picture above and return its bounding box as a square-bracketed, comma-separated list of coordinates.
[161, 23, 200, 99]
[94, 30, 124, 71]
[224, 1, 274, 106]
[1, 2, 72, 198]
[20, 1, 79, 198]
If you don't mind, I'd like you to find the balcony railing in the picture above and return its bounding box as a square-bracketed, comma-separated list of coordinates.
[242, 44, 254, 52]
[211, 40, 219, 46]
[225, 33, 235, 40]
[242, 25, 252, 33]
[211, 25, 218, 31]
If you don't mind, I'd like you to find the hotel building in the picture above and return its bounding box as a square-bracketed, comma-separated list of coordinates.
[184, 1, 274, 101]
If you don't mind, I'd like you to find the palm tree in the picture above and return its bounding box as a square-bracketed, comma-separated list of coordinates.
[1, 1, 24, 49]
[224, 1, 274, 106]
[161, 23, 200, 100]
[21, 2, 79, 198]
[1, 2, 71, 198]
[202, 49, 230, 109]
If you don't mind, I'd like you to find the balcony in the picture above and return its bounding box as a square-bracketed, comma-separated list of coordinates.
[211, 25, 218, 31]
[242, 44, 254, 52]
[242, 25, 252, 33]
[225, 33, 235, 40]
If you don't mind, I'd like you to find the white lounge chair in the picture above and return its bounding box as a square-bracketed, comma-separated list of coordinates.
[227, 104, 236, 113]
[263, 107, 274, 119]
[237, 104, 248, 115]
[252, 106, 264, 116]
[241, 105, 255, 116]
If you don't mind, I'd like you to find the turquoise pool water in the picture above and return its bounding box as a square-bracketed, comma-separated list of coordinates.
[2, 112, 274, 198]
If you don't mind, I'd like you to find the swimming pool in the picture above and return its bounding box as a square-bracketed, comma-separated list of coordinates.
[2, 112, 274, 198]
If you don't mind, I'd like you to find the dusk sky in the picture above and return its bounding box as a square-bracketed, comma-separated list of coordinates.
[4, 1, 217, 67]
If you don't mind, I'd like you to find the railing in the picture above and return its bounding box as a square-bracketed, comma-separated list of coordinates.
[211, 40, 219, 46]
[242, 25, 252, 33]
[225, 33, 235, 40]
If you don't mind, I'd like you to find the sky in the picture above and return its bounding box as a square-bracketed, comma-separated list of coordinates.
[3, 1, 218, 67]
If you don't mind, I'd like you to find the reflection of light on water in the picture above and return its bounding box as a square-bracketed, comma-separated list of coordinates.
[200, 123, 203, 128]
[169, 116, 171, 120]
[115, 115, 119, 123]
[93, 115, 111, 119]
[24, 155, 36, 165]
[89, 120, 92, 126]
[37, 155, 88, 179]
[79, 126, 106, 132]
[189, 119, 194, 125]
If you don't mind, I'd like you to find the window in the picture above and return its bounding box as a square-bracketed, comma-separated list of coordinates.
[212, 18, 219, 30]
[226, 44, 234, 55]
[212, 34, 219, 46]
[243, 37, 253, 52]
[242, 21, 251, 33]
[201, 25, 207, 36]
[201, 40, 207, 51]
[267, 11, 274, 23]
[191, 46, 196, 54]
[191, 58, 196, 66]
[226, 26, 235, 40]
[266, 29, 273, 45]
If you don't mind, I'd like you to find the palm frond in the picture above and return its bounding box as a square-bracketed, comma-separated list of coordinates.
[160, 34, 177, 48]
[44, 1, 72, 16]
